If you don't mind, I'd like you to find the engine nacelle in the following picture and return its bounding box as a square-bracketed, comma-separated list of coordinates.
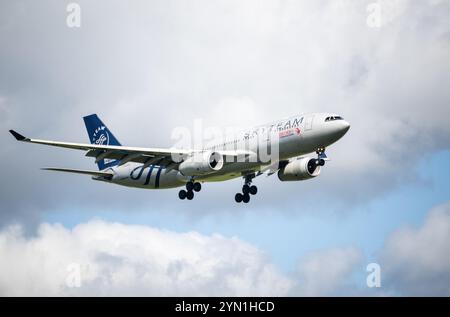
[179, 151, 224, 176]
[277, 157, 321, 181]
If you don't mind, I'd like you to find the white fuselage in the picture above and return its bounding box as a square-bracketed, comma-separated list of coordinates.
[99, 113, 350, 189]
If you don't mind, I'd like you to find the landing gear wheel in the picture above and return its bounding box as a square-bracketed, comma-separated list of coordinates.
[193, 182, 202, 192]
[186, 190, 194, 200]
[318, 159, 325, 166]
[235, 173, 258, 203]
[178, 190, 187, 200]
[186, 182, 194, 191]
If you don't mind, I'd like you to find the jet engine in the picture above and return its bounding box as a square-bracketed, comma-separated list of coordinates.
[277, 157, 321, 181]
[179, 151, 224, 176]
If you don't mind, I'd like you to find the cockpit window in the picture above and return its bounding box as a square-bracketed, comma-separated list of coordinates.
[325, 116, 344, 122]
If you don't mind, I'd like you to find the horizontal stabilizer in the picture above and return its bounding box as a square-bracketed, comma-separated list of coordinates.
[41, 168, 113, 179]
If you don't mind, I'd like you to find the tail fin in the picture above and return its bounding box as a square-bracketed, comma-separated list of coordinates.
[83, 114, 121, 170]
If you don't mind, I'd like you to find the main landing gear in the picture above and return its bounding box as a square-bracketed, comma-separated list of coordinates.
[235, 174, 258, 204]
[179, 181, 202, 200]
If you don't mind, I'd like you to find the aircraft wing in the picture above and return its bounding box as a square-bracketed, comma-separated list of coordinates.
[9, 129, 194, 168]
[9, 130, 253, 170]
[257, 160, 289, 176]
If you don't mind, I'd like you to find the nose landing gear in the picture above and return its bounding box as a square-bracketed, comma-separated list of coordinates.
[316, 147, 327, 166]
[179, 180, 202, 200]
[235, 174, 258, 203]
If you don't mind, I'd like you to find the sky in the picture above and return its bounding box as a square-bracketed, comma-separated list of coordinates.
[0, 0, 450, 296]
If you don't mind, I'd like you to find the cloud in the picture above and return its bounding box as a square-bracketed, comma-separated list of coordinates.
[381, 202, 450, 296]
[1, 1, 448, 297]
[0, 219, 366, 296]
[0, 1, 450, 226]
[293, 247, 363, 296]
[290, 202, 450, 297]
[0, 220, 292, 296]
[1, 202, 449, 296]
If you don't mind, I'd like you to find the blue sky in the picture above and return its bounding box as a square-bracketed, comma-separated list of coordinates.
[43, 149, 450, 274]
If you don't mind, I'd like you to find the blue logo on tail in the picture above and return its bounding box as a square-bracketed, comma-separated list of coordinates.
[92, 126, 110, 145]
[83, 114, 121, 170]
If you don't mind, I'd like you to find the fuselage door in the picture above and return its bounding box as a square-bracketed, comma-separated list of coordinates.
[304, 115, 314, 131]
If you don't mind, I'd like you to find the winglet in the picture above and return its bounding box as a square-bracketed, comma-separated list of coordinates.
[9, 130, 28, 141]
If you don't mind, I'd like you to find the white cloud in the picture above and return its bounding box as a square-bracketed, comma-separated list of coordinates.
[1, 202, 449, 296]
[0, 220, 292, 296]
[1, 3, 450, 297]
[0, 220, 367, 297]
[0, 1, 449, 297]
[381, 202, 450, 296]
[1, 0, 449, 223]
[290, 202, 450, 297]
[293, 247, 363, 296]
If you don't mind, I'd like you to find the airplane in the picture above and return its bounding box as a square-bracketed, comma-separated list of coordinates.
[9, 113, 350, 203]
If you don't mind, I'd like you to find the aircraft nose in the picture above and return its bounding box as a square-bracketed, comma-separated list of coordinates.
[341, 120, 350, 134]
[333, 120, 350, 138]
